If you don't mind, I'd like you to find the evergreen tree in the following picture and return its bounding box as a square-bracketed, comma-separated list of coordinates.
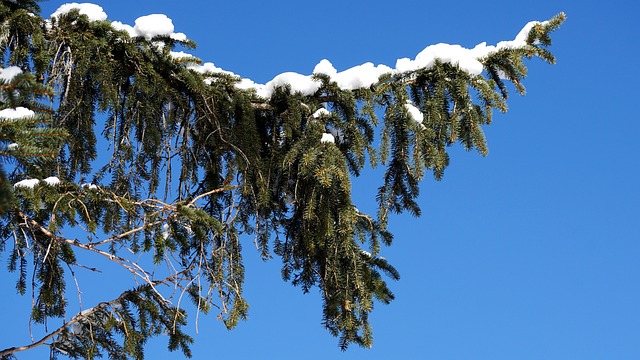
[0, 1, 565, 358]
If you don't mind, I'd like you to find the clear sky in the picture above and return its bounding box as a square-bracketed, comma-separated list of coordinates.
[2, 0, 639, 359]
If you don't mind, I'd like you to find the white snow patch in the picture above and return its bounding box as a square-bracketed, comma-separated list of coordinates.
[79, 307, 94, 316]
[162, 223, 170, 240]
[496, 21, 547, 50]
[313, 59, 337, 76]
[312, 108, 332, 118]
[14, 179, 39, 189]
[111, 21, 136, 36]
[51, 3, 107, 22]
[404, 101, 424, 126]
[333, 62, 392, 90]
[237, 79, 268, 96]
[170, 32, 187, 42]
[189, 62, 235, 76]
[81, 183, 98, 190]
[320, 133, 335, 143]
[266, 72, 321, 96]
[188, 62, 242, 86]
[395, 21, 545, 76]
[134, 14, 174, 39]
[0, 107, 35, 120]
[0, 66, 22, 82]
[312, 59, 391, 89]
[111, 16, 187, 41]
[169, 51, 195, 60]
[231, 59, 390, 98]
[43, 177, 61, 186]
[396, 42, 490, 76]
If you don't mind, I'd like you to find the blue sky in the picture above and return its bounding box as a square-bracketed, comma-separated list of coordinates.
[2, 0, 639, 359]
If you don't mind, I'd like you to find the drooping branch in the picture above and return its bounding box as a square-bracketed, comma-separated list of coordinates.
[0, 267, 194, 359]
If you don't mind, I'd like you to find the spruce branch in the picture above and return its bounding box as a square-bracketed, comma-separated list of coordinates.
[0, 268, 194, 359]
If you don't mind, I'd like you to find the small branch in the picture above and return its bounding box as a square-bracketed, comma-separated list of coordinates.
[188, 185, 237, 207]
[16, 211, 165, 302]
[0, 301, 109, 358]
[90, 221, 159, 248]
[0, 320, 67, 357]
[0, 264, 196, 358]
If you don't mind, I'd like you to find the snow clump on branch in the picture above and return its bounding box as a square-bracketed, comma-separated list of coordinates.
[192, 20, 548, 98]
[0, 66, 22, 82]
[312, 108, 332, 119]
[51, 2, 547, 99]
[14, 179, 40, 189]
[321, 133, 335, 144]
[404, 101, 425, 128]
[0, 107, 35, 120]
[51, 4, 187, 41]
[43, 177, 62, 186]
[50, 3, 107, 22]
[13, 177, 62, 189]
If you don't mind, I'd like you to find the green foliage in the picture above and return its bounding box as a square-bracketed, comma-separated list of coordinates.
[50, 285, 193, 360]
[0, 2, 565, 358]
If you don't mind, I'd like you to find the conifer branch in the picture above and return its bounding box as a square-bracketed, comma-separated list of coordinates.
[16, 211, 169, 302]
[0, 268, 194, 359]
[0, 5, 564, 355]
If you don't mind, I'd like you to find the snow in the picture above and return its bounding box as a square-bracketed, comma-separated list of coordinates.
[43, 177, 61, 186]
[236, 78, 268, 96]
[313, 59, 336, 76]
[113, 18, 186, 41]
[233, 60, 390, 98]
[404, 101, 424, 125]
[188, 62, 240, 86]
[80, 307, 94, 316]
[51, 3, 107, 22]
[170, 51, 195, 60]
[332, 62, 393, 90]
[0, 66, 22, 82]
[266, 72, 321, 96]
[312, 108, 332, 118]
[134, 14, 175, 39]
[170, 32, 188, 42]
[111, 21, 135, 36]
[189, 62, 235, 76]
[199, 19, 546, 97]
[396, 42, 494, 75]
[320, 133, 335, 143]
[81, 183, 98, 190]
[0, 107, 35, 120]
[162, 223, 170, 240]
[394, 21, 546, 76]
[312, 59, 394, 89]
[47, 6, 544, 99]
[496, 21, 547, 50]
[14, 179, 39, 189]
